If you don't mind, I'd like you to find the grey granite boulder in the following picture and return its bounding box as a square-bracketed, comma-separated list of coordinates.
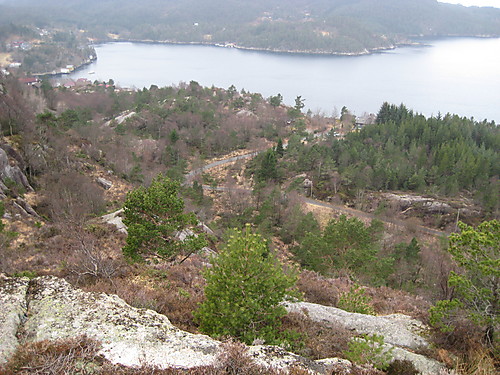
[23, 276, 220, 369]
[0, 275, 29, 364]
[285, 301, 429, 350]
[285, 301, 445, 374]
[96, 177, 113, 190]
[0, 147, 33, 196]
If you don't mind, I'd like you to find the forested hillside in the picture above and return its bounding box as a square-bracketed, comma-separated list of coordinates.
[1, 0, 500, 53]
[263, 103, 499, 217]
[0, 71, 498, 373]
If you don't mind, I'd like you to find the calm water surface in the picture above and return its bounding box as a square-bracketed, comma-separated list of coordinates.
[64, 38, 500, 122]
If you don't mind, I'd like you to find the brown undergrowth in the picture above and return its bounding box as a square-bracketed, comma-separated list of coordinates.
[83, 257, 207, 333]
[0, 337, 316, 375]
[297, 270, 431, 320]
[281, 312, 352, 360]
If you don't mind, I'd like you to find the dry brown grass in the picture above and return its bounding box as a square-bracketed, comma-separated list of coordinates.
[282, 312, 352, 360]
[0, 337, 314, 375]
[297, 270, 431, 320]
[452, 347, 498, 375]
[0, 336, 102, 375]
[84, 258, 207, 333]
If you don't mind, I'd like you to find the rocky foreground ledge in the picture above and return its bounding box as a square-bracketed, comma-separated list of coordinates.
[0, 275, 444, 374]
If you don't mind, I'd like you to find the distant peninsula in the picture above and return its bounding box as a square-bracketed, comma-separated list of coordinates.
[1, 0, 499, 55]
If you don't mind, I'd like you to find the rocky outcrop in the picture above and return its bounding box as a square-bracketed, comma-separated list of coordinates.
[0, 276, 445, 373]
[0, 276, 333, 373]
[23, 276, 220, 369]
[0, 145, 40, 219]
[96, 177, 113, 190]
[101, 208, 127, 233]
[0, 146, 34, 197]
[286, 301, 428, 350]
[391, 347, 444, 375]
[103, 111, 137, 127]
[285, 302, 444, 374]
[14, 197, 40, 218]
[0, 275, 29, 364]
[382, 192, 453, 214]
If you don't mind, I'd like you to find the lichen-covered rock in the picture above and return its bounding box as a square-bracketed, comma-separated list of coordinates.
[285, 301, 429, 350]
[101, 208, 127, 233]
[23, 276, 220, 368]
[0, 275, 29, 364]
[391, 347, 444, 375]
[0, 276, 445, 374]
[248, 345, 326, 374]
[285, 302, 445, 374]
[314, 357, 354, 375]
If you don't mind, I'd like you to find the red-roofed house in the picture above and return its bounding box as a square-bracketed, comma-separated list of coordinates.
[18, 77, 40, 86]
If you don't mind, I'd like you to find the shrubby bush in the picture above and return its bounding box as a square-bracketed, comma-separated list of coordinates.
[343, 334, 393, 370]
[337, 284, 375, 315]
[195, 225, 299, 345]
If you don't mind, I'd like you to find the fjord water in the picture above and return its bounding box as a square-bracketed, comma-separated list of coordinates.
[67, 38, 500, 122]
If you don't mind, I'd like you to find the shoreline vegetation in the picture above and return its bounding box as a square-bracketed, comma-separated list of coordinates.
[96, 33, 500, 56]
[45, 32, 500, 80]
[33, 56, 96, 78]
[40, 33, 498, 78]
[104, 38, 401, 56]
[2, 0, 500, 75]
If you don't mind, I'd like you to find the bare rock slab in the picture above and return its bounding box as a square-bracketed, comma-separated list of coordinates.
[285, 301, 429, 350]
[23, 276, 220, 369]
[96, 177, 113, 190]
[286, 302, 445, 374]
[0, 275, 29, 364]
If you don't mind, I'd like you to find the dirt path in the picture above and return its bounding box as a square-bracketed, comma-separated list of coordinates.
[184, 151, 259, 184]
[302, 198, 446, 237]
[189, 152, 448, 238]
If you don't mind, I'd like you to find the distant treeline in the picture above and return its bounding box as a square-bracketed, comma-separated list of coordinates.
[1, 0, 500, 53]
[278, 103, 499, 215]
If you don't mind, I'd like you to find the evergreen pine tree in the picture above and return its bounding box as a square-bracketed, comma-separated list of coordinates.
[195, 225, 298, 344]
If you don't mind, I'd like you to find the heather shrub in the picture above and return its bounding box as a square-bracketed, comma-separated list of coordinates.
[385, 359, 419, 375]
[343, 334, 393, 370]
[297, 270, 339, 306]
[337, 284, 375, 315]
[214, 341, 266, 375]
[0, 336, 102, 375]
[282, 312, 352, 359]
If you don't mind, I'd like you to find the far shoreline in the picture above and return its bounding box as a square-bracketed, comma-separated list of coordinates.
[90, 34, 499, 57]
[94, 38, 404, 57]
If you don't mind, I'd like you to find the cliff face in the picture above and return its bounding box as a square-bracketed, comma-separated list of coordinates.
[0, 145, 33, 199]
[0, 275, 444, 374]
